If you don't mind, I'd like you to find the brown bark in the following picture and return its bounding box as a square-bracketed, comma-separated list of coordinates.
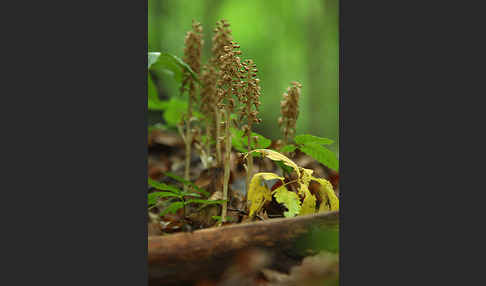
[148, 211, 339, 285]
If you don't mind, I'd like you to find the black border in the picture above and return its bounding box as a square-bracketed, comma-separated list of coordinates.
[4, 1, 148, 285]
[339, 0, 482, 284]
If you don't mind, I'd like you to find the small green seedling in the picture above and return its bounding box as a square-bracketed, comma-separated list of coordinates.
[280, 134, 339, 172]
[148, 176, 225, 217]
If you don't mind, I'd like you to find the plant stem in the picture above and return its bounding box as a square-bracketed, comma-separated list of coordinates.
[184, 85, 194, 192]
[246, 137, 254, 195]
[182, 197, 186, 218]
[281, 134, 289, 157]
[205, 118, 211, 163]
[246, 120, 253, 195]
[214, 106, 222, 165]
[221, 107, 231, 225]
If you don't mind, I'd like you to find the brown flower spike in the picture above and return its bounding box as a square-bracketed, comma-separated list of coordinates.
[208, 19, 234, 165]
[216, 41, 244, 225]
[279, 82, 302, 146]
[238, 59, 262, 194]
[217, 42, 243, 110]
[182, 20, 203, 95]
[199, 63, 218, 162]
[211, 19, 233, 67]
[239, 59, 262, 131]
[181, 20, 203, 191]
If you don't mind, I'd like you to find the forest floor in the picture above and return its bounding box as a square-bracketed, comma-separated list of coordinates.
[147, 129, 340, 286]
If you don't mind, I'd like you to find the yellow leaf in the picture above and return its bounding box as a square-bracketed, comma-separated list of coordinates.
[273, 185, 301, 217]
[300, 168, 314, 186]
[247, 173, 277, 217]
[246, 149, 300, 177]
[312, 177, 339, 212]
[256, 172, 284, 181]
[299, 185, 317, 215]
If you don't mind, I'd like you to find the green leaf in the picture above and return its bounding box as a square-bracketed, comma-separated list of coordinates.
[275, 160, 295, 175]
[148, 178, 182, 194]
[148, 52, 199, 84]
[298, 142, 339, 171]
[163, 97, 187, 127]
[180, 192, 201, 198]
[253, 132, 272, 149]
[200, 135, 216, 146]
[295, 134, 334, 146]
[148, 74, 167, 111]
[148, 52, 182, 83]
[148, 52, 161, 69]
[160, 202, 185, 216]
[231, 129, 249, 153]
[272, 186, 301, 218]
[231, 128, 272, 153]
[164, 172, 187, 183]
[164, 172, 210, 197]
[148, 192, 181, 206]
[184, 199, 226, 205]
[280, 144, 297, 153]
[192, 110, 205, 121]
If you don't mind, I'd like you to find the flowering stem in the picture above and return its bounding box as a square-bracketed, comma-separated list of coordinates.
[215, 106, 222, 165]
[220, 107, 231, 225]
[246, 118, 253, 195]
[184, 85, 194, 192]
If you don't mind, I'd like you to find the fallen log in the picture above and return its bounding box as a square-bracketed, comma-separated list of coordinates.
[148, 211, 339, 285]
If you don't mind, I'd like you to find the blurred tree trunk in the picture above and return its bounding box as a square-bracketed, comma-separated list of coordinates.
[307, 2, 324, 137]
[307, 0, 339, 145]
[323, 0, 339, 152]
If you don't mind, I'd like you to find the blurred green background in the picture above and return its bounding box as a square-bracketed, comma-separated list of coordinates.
[149, 0, 339, 153]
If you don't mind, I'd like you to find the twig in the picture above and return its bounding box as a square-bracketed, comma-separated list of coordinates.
[227, 207, 264, 221]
